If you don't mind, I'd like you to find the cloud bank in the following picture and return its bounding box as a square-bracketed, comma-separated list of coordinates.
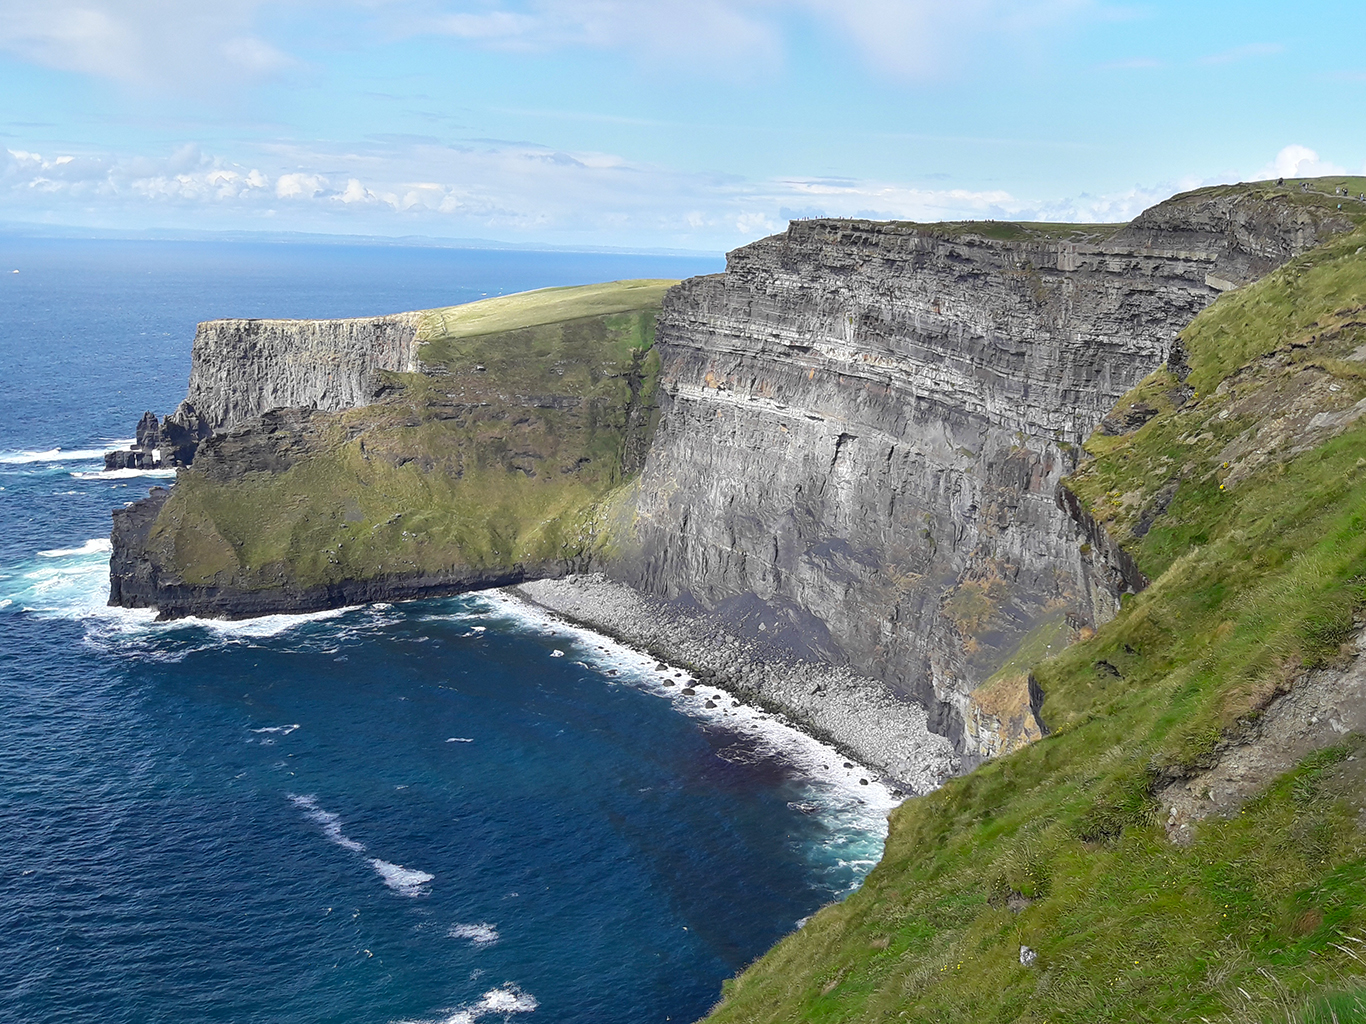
[10, 134, 1326, 249]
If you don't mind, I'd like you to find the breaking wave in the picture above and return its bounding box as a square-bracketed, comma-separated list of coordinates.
[370, 859, 435, 897]
[448, 922, 500, 945]
[399, 984, 538, 1024]
[70, 468, 176, 480]
[0, 442, 132, 465]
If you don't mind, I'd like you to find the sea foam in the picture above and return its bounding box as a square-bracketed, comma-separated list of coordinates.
[70, 468, 176, 480]
[288, 795, 434, 896]
[0, 442, 132, 465]
[399, 984, 538, 1024]
[448, 922, 499, 945]
[38, 539, 112, 558]
[288, 794, 367, 854]
[370, 859, 435, 897]
[2, 539, 356, 641]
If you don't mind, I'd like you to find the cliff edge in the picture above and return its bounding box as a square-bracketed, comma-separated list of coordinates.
[108, 280, 671, 617]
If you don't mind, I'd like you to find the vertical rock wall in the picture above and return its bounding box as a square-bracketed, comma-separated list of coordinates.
[622, 192, 1347, 754]
[179, 314, 423, 431]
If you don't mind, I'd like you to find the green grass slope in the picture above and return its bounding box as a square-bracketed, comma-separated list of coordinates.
[145, 280, 672, 593]
[701, 229, 1366, 1024]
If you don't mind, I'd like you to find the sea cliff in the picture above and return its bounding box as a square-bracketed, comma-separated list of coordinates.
[553, 185, 1354, 758]
[108, 181, 1355, 768]
[102, 175, 1366, 1023]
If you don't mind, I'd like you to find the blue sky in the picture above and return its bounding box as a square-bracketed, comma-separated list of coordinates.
[1, 0, 1363, 252]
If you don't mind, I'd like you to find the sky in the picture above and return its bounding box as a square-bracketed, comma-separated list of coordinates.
[0, 0, 1363, 252]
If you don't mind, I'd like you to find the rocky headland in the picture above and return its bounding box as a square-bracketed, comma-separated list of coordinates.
[105, 176, 1366, 1023]
[107, 181, 1356, 779]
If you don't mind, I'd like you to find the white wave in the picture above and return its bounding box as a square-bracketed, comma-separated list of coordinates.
[71, 468, 176, 480]
[158, 605, 358, 639]
[38, 538, 112, 558]
[446, 737, 474, 743]
[288, 794, 367, 854]
[0, 442, 134, 465]
[3, 537, 360, 642]
[3, 544, 121, 621]
[371, 858, 434, 897]
[448, 922, 499, 945]
[399, 984, 537, 1024]
[253, 724, 300, 736]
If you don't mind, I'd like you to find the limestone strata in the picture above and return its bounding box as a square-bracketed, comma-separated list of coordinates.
[179, 313, 422, 431]
[1109, 185, 1353, 289]
[619, 190, 1344, 757]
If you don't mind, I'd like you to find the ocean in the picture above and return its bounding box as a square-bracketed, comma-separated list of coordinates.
[0, 237, 895, 1024]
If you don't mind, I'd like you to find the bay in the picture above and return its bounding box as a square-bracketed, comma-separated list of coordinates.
[0, 236, 892, 1024]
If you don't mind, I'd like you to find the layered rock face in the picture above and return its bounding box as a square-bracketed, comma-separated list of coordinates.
[103, 185, 1354, 765]
[621, 190, 1347, 755]
[180, 314, 422, 431]
[104, 315, 423, 470]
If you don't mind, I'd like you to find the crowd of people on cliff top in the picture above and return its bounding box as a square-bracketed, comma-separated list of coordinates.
[1276, 177, 1366, 202]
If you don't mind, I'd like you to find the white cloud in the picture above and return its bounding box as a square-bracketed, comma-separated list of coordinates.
[1257, 145, 1346, 181]
[6, 136, 1299, 251]
[800, 0, 1092, 77]
[0, 0, 291, 86]
[0, 136, 1034, 246]
[0, 0, 1096, 87]
[405, 0, 1094, 76]
[275, 173, 329, 199]
[413, 0, 782, 68]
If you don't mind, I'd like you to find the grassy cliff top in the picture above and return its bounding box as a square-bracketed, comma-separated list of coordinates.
[1152, 175, 1366, 227]
[140, 281, 671, 597]
[784, 176, 1366, 249]
[702, 225, 1366, 1024]
[416, 279, 676, 342]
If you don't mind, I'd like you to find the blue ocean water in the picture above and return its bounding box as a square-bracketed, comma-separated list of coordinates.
[0, 237, 894, 1024]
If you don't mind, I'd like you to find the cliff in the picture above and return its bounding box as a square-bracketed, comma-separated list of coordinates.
[107, 182, 1359, 760]
[699, 193, 1366, 1024]
[108, 281, 672, 617]
[616, 184, 1353, 757]
[179, 313, 423, 430]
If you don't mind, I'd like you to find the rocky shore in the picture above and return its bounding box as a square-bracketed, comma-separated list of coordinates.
[512, 574, 959, 793]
